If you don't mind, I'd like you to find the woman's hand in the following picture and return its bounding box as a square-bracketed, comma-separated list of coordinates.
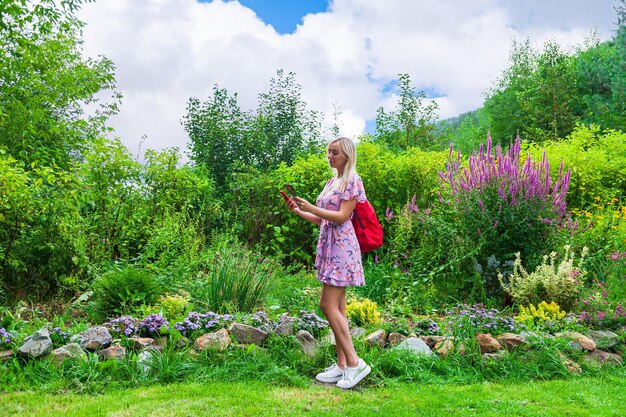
[280, 191, 298, 212]
[293, 196, 315, 213]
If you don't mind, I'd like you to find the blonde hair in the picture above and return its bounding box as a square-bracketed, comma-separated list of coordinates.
[329, 137, 357, 192]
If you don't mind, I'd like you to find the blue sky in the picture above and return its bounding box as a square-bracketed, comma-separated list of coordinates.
[230, 0, 330, 34]
[77, 0, 618, 157]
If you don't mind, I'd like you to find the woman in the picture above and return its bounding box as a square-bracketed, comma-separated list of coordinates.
[282, 137, 371, 389]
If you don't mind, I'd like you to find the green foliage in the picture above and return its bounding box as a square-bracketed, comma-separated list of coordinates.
[499, 246, 588, 310]
[188, 234, 273, 314]
[156, 293, 191, 321]
[0, 0, 118, 169]
[89, 266, 161, 321]
[183, 70, 323, 188]
[345, 298, 382, 327]
[524, 125, 626, 210]
[375, 73, 440, 150]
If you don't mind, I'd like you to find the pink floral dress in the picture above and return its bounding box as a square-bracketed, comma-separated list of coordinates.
[314, 174, 366, 287]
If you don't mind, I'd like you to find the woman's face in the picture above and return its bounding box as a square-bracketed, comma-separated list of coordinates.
[327, 142, 347, 172]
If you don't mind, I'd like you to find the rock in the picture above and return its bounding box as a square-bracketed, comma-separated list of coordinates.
[97, 343, 126, 361]
[387, 332, 407, 346]
[350, 327, 367, 338]
[137, 349, 154, 373]
[434, 338, 454, 358]
[195, 329, 230, 352]
[296, 330, 318, 357]
[555, 332, 596, 351]
[18, 328, 53, 358]
[497, 333, 526, 350]
[72, 327, 112, 351]
[0, 350, 13, 362]
[274, 317, 296, 337]
[364, 330, 387, 348]
[558, 353, 582, 374]
[586, 330, 620, 350]
[585, 349, 623, 366]
[419, 335, 446, 349]
[129, 337, 156, 351]
[475, 333, 501, 353]
[228, 323, 268, 346]
[49, 343, 87, 366]
[394, 337, 434, 356]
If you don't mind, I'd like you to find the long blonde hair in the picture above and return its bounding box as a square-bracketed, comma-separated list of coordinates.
[329, 137, 357, 193]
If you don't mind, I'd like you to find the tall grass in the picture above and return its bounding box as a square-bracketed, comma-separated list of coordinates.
[188, 234, 273, 314]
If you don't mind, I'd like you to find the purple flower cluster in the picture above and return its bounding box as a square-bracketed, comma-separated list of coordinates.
[447, 304, 516, 334]
[0, 327, 12, 346]
[104, 316, 140, 337]
[439, 135, 571, 220]
[297, 310, 329, 337]
[413, 318, 442, 336]
[173, 312, 235, 337]
[577, 283, 626, 329]
[244, 311, 278, 333]
[139, 314, 170, 336]
[609, 250, 626, 261]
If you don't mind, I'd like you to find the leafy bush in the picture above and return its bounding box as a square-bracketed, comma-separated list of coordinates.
[154, 293, 191, 321]
[89, 266, 161, 321]
[346, 298, 382, 327]
[499, 246, 588, 309]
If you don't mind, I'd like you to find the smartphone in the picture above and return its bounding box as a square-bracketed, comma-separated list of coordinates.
[284, 184, 297, 198]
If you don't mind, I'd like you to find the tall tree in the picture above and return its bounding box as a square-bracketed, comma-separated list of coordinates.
[253, 69, 323, 168]
[0, 0, 118, 169]
[183, 86, 249, 187]
[375, 73, 439, 151]
[484, 39, 580, 144]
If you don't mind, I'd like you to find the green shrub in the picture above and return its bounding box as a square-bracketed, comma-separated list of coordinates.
[499, 246, 588, 310]
[89, 266, 161, 321]
[346, 298, 382, 327]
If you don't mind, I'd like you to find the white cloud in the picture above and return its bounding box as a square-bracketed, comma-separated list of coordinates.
[77, 0, 616, 158]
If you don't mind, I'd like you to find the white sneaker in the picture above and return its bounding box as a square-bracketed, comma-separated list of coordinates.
[336, 358, 371, 389]
[315, 363, 344, 383]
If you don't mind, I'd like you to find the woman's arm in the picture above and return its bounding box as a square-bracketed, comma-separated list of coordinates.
[281, 191, 322, 225]
[294, 196, 356, 225]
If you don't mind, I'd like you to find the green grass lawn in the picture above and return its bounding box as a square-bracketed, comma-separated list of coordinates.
[3, 375, 625, 417]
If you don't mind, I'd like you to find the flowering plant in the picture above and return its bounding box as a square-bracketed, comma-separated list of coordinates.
[576, 280, 626, 330]
[242, 311, 278, 333]
[0, 327, 12, 348]
[297, 310, 328, 338]
[173, 311, 235, 337]
[104, 315, 140, 337]
[437, 135, 571, 295]
[139, 314, 170, 336]
[413, 317, 442, 336]
[446, 304, 516, 335]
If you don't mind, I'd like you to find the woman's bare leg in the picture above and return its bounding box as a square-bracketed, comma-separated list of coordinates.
[320, 283, 358, 368]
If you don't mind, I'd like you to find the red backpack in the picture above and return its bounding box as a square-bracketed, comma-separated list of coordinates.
[352, 200, 383, 252]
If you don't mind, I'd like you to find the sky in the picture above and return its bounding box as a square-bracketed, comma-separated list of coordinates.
[76, 0, 619, 159]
